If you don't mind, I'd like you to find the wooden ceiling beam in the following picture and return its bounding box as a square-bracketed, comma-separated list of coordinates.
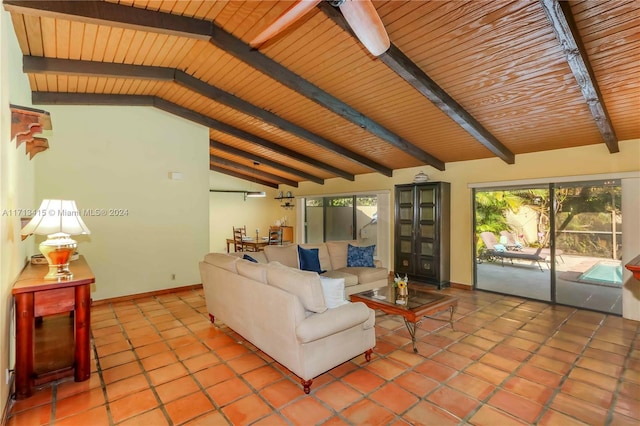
[23, 56, 386, 175]
[210, 155, 298, 188]
[6, 0, 442, 171]
[22, 56, 174, 80]
[209, 165, 279, 189]
[3, 1, 212, 39]
[540, 0, 619, 153]
[380, 45, 515, 164]
[175, 72, 391, 176]
[318, 2, 515, 165]
[153, 99, 355, 181]
[32, 92, 155, 106]
[209, 26, 444, 171]
[211, 141, 325, 185]
[31, 91, 354, 181]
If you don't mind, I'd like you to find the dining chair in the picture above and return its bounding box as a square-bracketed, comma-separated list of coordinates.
[233, 226, 257, 252]
[268, 226, 283, 245]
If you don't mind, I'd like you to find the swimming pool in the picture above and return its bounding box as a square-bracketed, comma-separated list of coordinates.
[578, 262, 622, 286]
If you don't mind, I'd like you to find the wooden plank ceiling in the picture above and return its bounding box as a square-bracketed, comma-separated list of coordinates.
[4, 0, 639, 187]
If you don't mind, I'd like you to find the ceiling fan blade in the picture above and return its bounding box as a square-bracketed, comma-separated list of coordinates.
[250, 0, 323, 48]
[338, 0, 390, 56]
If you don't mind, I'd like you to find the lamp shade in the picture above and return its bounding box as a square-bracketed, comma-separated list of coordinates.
[21, 200, 91, 237]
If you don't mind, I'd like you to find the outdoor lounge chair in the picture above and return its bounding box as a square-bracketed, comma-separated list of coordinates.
[480, 232, 547, 271]
[499, 231, 564, 262]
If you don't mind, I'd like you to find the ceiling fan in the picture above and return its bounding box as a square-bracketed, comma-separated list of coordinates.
[250, 0, 390, 57]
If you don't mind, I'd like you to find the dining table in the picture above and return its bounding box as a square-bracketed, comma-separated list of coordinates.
[226, 237, 270, 253]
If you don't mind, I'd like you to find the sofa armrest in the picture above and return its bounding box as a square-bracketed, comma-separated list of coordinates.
[296, 302, 373, 344]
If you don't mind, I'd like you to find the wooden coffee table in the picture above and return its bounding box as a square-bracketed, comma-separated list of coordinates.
[350, 283, 458, 353]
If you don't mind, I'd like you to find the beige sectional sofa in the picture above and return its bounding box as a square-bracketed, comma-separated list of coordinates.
[239, 240, 389, 295]
[199, 252, 376, 394]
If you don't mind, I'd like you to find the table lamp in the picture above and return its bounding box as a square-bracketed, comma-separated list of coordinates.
[21, 199, 91, 280]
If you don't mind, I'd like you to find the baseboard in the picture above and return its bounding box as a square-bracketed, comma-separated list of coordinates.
[91, 283, 203, 306]
[450, 281, 472, 290]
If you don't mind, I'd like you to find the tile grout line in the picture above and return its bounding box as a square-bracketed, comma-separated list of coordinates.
[605, 319, 640, 425]
[172, 289, 290, 425]
[366, 291, 518, 423]
[92, 302, 122, 426]
[95, 297, 185, 424]
[517, 307, 588, 425]
[138, 292, 231, 425]
[458, 301, 578, 424]
[155, 289, 309, 425]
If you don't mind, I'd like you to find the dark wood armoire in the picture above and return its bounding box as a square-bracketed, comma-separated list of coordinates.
[394, 182, 451, 289]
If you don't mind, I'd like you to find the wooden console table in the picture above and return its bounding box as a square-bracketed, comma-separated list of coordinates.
[12, 256, 94, 399]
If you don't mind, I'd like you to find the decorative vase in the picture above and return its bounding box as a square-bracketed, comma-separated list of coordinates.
[398, 285, 408, 297]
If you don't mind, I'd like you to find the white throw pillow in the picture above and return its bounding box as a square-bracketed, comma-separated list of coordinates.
[319, 277, 349, 309]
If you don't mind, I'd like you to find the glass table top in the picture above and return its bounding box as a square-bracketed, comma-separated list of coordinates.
[353, 283, 449, 310]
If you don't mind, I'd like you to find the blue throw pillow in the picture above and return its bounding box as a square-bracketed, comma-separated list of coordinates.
[298, 246, 326, 274]
[347, 244, 375, 267]
[242, 254, 258, 263]
[493, 244, 506, 252]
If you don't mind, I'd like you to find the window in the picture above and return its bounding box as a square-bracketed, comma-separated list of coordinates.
[300, 192, 390, 268]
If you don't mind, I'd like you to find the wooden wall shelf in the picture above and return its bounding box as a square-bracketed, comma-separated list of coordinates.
[275, 196, 294, 209]
[10, 104, 52, 159]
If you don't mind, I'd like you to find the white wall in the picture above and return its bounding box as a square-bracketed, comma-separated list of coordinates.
[1, 8, 38, 417]
[34, 105, 210, 300]
[208, 172, 285, 253]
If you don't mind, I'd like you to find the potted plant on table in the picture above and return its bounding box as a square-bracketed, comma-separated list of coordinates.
[394, 273, 409, 297]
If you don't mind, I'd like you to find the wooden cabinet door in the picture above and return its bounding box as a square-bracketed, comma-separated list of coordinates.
[395, 185, 416, 276]
[395, 182, 450, 288]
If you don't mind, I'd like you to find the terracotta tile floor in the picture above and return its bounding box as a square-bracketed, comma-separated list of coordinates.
[6, 287, 640, 425]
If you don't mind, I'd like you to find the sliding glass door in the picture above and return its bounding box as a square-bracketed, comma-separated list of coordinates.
[473, 179, 623, 315]
[304, 195, 378, 247]
[474, 186, 552, 301]
[554, 180, 622, 314]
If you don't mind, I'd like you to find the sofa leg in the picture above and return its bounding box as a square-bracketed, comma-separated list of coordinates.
[208, 313, 215, 324]
[365, 348, 373, 362]
[301, 379, 313, 394]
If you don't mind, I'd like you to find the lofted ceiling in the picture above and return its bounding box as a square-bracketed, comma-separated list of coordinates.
[4, 0, 639, 188]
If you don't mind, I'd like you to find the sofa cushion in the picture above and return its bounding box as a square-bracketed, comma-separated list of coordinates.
[236, 259, 268, 284]
[347, 244, 375, 267]
[337, 267, 388, 285]
[319, 277, 348, 308]
[264, 244, 299, 268]
[229, 251, 268, 263]
[299, 244, 332, 272]
[297, 246, 326, 274]
[296, 302, 372, 343]
[325, 240, 357, 270]
[322, 270, 359, 287]
[204, 253, 239, 273]
[267, 262, 327, 313]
